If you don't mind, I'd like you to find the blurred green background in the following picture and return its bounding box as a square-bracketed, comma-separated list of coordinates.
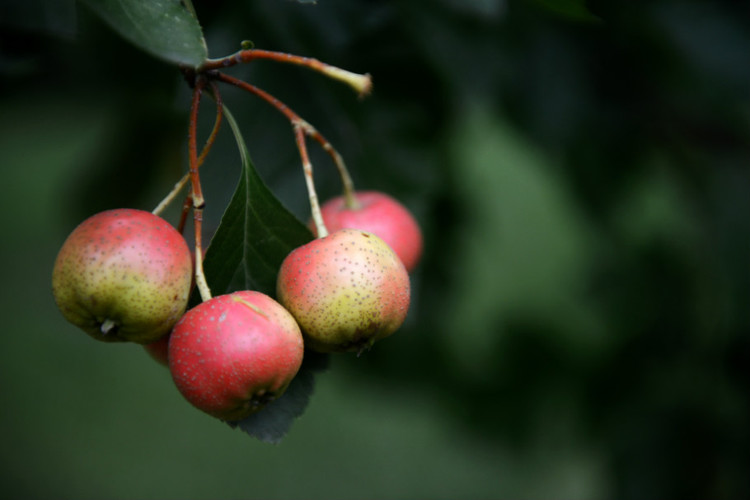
[1, 0, 749, 498]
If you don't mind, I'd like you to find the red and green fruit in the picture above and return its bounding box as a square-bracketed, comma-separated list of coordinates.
[168, 290, 305, 422]
[277, 228, 410, 354]
[52, 208, 193, 344]
[313, 191, 423, 272]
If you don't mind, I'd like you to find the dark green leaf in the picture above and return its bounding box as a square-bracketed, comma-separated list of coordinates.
[80, 0, 208, 67]
[199, 106, 314, 300]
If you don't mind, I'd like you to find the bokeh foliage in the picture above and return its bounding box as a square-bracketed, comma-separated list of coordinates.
[1, 0, 749, 499]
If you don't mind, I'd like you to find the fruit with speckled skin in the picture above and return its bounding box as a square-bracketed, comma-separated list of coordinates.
[52, 209, 193, 344]
[277, 228, 410, 353]
[312, 191, 423, 272]
[168, 291, 304, 422]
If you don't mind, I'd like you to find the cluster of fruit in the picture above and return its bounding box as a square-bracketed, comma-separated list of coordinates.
[51, 191, 421, 423]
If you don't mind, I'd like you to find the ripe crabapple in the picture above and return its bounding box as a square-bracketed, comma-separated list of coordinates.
[168, 290, 304, 422]
[312, 191, 423, 272]
[276, 228, 410, 354]
[52, 208, 193, 344]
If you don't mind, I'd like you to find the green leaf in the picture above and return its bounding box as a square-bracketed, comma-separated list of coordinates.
[199, 106, 327, 443]
[80, 0, 208, 67]
[199, 106, 315, 300]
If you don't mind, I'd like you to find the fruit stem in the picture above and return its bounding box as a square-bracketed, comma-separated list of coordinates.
[177, 191, 193, 235]
[216, 72, 363, 235]
[192, 208, 212, 302]
[294, 120, 360, 210]
[188, 76, 213, 302]
[179, 81, 225, 237]
[294, 123, 328, 238]
[152, 173, 190, 217]
[153, 82, 223, 218]
[216, 72, 297, 124]
[343, 183, 361, 211]
[200, 49, 373, 98]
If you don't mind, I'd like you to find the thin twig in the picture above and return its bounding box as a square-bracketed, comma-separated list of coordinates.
[201, 49, 372, 97]
[215, 71, 358, 215]
[153, 82, 225, 219]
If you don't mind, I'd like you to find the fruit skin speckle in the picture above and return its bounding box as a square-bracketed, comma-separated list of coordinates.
[276, 228, 411, 354]
[51, 208, 193, 344]
[168, 291, 304, 422]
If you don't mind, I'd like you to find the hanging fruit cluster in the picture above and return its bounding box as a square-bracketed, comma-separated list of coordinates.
[51, 41, 422, 442]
